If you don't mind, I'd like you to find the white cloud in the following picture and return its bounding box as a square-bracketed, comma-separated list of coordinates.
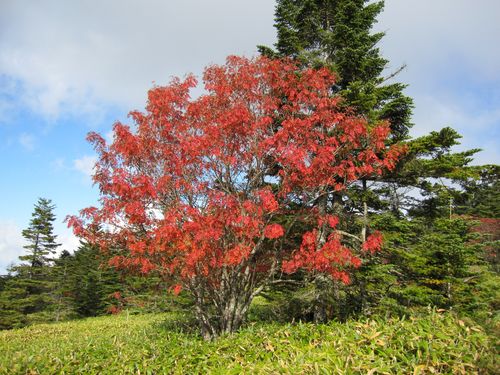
[0, 0, 276, 120]
[1, 0, 498, 164]
[410, 95, 500, 165]
[411, 94, 500, 136]
[0, 220, 82, 274]
[376, 1, 500, 164]
[58, 226, 80, 254]
[0, 77, 20, 124]
[379, 0, 500, 85]
[104, 130, 114, 144]
[18, 132, 35, 151]
[73, 155, 97, 181]
[0, 220, 24, 273]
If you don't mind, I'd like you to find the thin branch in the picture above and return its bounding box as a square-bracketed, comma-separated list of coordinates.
[381, 64, 407, 84]
[335, 230, 362, 242]
[267, 279, 303, 285]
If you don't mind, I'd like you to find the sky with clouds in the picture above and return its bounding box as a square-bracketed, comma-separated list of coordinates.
[1, 0, 499, 272]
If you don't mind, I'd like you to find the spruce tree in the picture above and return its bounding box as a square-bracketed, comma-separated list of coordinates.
[259, 0, 413, 141]
[259, 0, 414, 322]
[0, 198, 61, 328]
[66, 242, 167, 317]
[19, 198, 60, 275]
[457, 165, 500, 218]
[51, 250, 77, 321]
[0, 273, 25, 329]
[370, 214, 490, 312]
[68, 242, 113, 317]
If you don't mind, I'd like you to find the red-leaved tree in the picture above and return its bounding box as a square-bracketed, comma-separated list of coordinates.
[68, 56, 403, 338]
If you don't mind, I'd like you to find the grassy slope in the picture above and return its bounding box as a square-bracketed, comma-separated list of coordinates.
[0, 311, 495, 374]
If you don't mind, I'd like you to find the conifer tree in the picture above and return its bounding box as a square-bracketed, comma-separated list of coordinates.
[0, 273, 25, 329]
[0, 198, 61, 328]
[51, 250, 76, 321]
[67, 242, 118, 317]
[259, 0, 414, 322]
[256, 1, 497, 326]
[66, 242, 170, 317]
[259, 0, 413, 141]
[19, 198, 60, 275]
[457, 165, 500, 218]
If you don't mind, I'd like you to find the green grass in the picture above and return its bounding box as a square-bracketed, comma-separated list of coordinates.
[0, 311, 495, 374]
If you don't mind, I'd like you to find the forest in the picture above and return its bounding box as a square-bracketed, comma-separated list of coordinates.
[0, 1, 498, 373]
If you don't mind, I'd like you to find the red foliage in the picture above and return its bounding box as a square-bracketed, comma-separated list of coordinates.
[470, 217, 500, 263]
[282, 229, 362, 283]
[172, 284, 183, 296]
[471, 218, 500, 241]
[362, 231, 383, 254]
[67, 56, 402, 292]
[107, 305, 121, 315]
[111, 291, 122, 300]
[263, 224, 285, 239]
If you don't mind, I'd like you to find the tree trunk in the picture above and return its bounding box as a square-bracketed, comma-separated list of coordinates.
[313, 191, 329, 323]
[191, 270, 257, 340]
[313, 274, 328, 323]
[361, 179, 368, 242]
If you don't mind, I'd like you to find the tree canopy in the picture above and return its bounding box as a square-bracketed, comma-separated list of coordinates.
[67, 56, 403, 338]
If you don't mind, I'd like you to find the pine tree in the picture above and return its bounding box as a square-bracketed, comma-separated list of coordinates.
[51, 250, 77, 321]
[0, 272, 25, 329]
[457, 164, 500, 219]
[19, 198, 60, 275]
[259, 0, 413, 141]
[66, 242, 167, 317]
[258, 0, 413, 322]
[0, 198, 61, 328]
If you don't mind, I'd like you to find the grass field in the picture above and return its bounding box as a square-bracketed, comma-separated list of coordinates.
[0, 310, 495, 374]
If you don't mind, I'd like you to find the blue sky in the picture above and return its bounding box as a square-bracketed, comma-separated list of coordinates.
[1, 0, 499, 272]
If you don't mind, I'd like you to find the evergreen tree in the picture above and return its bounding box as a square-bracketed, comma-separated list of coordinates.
[259, 0, 413, 141]
[51, 250, 77, 321]
[381, 127, 480, 219]
[66, 242, 170, 317]
[258, 1, 493, 323]
[259, 0, 414, 322]
[18, 198, 60, 276]
[67, 242, 119, 317]
[369, 213, 499, 322]
[0, 273, 25, 329]
[457, 164, 500, 218]
[0, 198, 61, 328]
[341, 130, 482, 317]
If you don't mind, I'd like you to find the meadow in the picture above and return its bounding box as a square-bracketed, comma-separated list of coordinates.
[0, 309, 495, 374]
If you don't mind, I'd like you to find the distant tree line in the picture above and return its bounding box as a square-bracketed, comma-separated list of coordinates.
[0, 199, 173, 329]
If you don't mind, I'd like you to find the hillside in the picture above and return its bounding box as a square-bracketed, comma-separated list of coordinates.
[0, 311, 495, 374]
